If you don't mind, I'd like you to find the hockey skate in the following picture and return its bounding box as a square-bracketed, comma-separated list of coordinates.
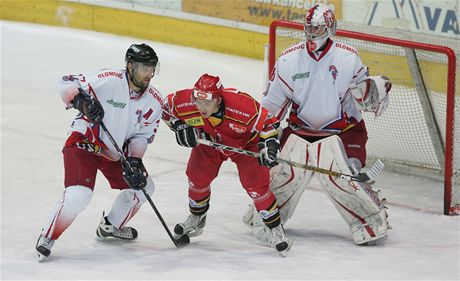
[36, 234, 55, 262]
[96, 214, 138, 240]
[271, 224, 292, 257]
[174, 213, 207, 238]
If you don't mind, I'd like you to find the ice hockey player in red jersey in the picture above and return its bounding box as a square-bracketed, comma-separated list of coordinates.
[35, 43, 163, 261]
[244, 4, 392, 246]
[162, 73, 292, 256]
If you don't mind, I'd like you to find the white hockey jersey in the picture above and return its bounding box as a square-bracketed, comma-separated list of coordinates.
[262, 39, 368, 135]
[58, 69, 163, 160]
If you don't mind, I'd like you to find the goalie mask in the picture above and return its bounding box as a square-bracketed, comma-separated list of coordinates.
[304, 4, 337, 52]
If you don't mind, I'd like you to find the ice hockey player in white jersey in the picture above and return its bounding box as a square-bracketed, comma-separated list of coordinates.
[35, 43, 163, 261]
[244, 4, 392, 246]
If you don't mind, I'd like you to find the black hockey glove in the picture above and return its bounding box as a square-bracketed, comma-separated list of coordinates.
[122, 157, 147, 190]
[72, 88, 105, 123]
[257, 137, 280, 168]
[171, 120, 198, 148]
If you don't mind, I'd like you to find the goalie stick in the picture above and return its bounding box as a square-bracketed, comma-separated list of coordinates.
[99, 121, 190, 248]
[197, 138, 384, 183]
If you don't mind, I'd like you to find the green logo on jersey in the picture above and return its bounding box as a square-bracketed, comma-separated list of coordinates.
[107, 99, 126, 109]
[292, 72, 310, 81]
[185, 116, 204, 126]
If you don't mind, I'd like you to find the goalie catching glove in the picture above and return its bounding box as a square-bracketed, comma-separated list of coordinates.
[122, 157, 147, 190]
[171, 120, 198, 147]
[257, 136, 280, 168]
[349, 75, 392, 117]
[72, 88, 105, 123]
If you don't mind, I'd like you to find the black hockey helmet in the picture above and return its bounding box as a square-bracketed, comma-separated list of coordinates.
[125, 43, 158, 66]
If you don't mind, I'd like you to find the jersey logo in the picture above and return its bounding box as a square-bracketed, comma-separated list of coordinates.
[97, 71, 123, 79]
[185, 116, 204, 126]
[292, 72, 310, 81]
[335, 43, 357, 55]
[329, 65, 338, 84]
[229, 122, 247, 134]
[106, 99, 126, 109]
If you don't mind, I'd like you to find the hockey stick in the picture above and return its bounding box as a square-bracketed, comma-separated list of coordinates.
[99, 121, 190, 248]
[197, 138, 384, 183]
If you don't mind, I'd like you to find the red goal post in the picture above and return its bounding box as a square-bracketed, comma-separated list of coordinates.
[268, 20, 459, 215]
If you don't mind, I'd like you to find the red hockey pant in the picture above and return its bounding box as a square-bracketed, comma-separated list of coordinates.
[63, 146, 129, 190]
[186, 143, 276, 212]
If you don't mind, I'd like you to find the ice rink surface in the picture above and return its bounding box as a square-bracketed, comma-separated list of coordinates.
[1, 21, 459, 280]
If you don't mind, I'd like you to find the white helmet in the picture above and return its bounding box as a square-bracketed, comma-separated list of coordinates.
[304, 4, 337, 52]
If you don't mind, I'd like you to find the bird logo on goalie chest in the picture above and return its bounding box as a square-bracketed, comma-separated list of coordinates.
[229, 123, 246, 134]
[329, 65, 338, 84]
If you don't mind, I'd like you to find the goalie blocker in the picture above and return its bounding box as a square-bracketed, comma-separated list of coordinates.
[244, 134, 389, 245]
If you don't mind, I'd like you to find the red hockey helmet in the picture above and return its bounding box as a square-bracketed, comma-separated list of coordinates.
[193, 73, 223, 100]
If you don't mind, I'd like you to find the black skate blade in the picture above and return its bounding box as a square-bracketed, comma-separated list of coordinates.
[37, 252, 48, 262]
[174, 234, 190, 248]
[276, 240, 293, 257]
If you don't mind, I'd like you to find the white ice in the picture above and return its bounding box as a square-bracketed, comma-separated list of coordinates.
[1, 21, 459, 280]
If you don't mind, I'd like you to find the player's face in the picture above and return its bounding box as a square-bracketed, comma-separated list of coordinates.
[194, 97, 221, 118]
[305, 23, 326, 40]
[130, 62, 155, 89]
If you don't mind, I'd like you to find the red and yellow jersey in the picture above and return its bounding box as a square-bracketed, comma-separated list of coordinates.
[163, 88, 279, 148]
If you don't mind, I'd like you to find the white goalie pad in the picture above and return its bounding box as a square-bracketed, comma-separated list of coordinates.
[244, 134, 314, 246]
[311, 135, 389, 244]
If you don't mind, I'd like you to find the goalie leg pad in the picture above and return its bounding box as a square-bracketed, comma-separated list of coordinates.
[270, 134, 314, 223]
[247, 134, 313, 244]
[351, 208, 388, 244]
[311, 135, 389, 244]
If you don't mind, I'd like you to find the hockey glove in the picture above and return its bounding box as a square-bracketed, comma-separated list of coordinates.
[171, 120, 198, 148]
[349, 76, 391, 117]
[72, 88, 105, 123]
[257, 137, 280, 168]
[122, 157, 147, 190]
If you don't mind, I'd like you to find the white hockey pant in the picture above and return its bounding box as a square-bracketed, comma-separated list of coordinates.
[313, 135, 388, 244]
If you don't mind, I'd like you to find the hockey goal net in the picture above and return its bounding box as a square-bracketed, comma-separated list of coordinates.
[268, 20, 459, 215]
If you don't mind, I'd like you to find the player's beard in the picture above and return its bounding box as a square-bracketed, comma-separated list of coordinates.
[129, 69, 151, 93]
